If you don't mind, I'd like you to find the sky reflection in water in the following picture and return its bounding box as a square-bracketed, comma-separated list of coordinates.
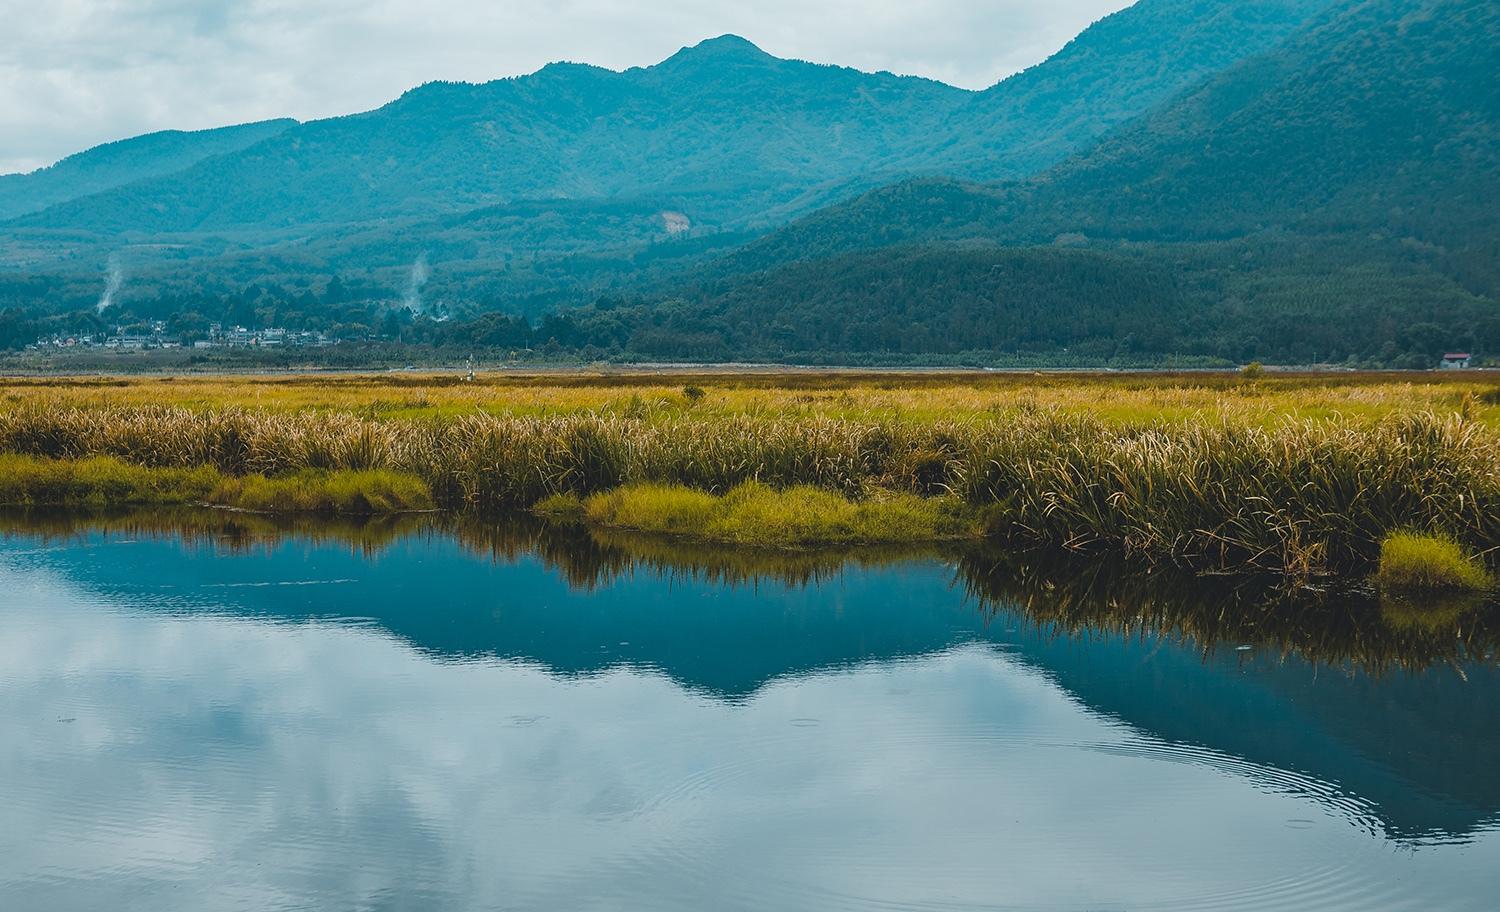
[1, 514, 1497, 911]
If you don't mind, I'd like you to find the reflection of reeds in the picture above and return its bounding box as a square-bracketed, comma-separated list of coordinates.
[2, 404, 1497, 573]
[3, 507, 1494, 675]
[0, 506, 436, 559]
[570, 528, 938, 591]
[954, 548, 1500, 675]
[0, 506, 933, 592]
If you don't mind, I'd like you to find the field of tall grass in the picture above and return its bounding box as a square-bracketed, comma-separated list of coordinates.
[1, 372, 1497, 574]
[3, 370, 1498, 426]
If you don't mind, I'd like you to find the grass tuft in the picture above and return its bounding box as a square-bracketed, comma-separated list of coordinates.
[0, 453, 221, 507]
[1376, 531, 1491, 592]
[0, 453, 431, 515]
[208, 469, 434, 515]
[576, 481, 980, 548]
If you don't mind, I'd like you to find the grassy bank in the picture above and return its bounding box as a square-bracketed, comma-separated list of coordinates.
[0, 453, 433, 514]
[0, 453, 221, 507]
[2, 373, 1498, 575]
[538, 482, 980, 548]
[210, 469, 434, 514]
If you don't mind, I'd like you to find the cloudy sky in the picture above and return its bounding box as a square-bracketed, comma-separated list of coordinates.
[0, 0, 1133, 175]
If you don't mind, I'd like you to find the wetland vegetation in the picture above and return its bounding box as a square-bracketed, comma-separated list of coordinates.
[0, 453, 433, 514]
[1377, 531, 1492, 592]
[1, 371, 1497, 581]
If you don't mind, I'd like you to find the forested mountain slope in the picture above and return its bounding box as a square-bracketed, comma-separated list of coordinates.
[914, 0, 1338, 180]
[4, 0, 1489, 368]
[738, 0, 1498, 273]
[590, 0, 1500, 364]
[0, 120, 296, 222]
[4, 1, 1336, 251]
[9, 38, 969, 237]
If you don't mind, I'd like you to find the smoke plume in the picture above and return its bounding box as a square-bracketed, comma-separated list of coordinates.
[96, 255, 124, 315]
[402, 254, 430, 314]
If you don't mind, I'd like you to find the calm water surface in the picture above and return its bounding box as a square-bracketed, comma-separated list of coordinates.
[1, 512, 1497, 911]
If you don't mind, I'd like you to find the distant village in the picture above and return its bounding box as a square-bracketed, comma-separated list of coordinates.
[27, 322, 337, 352]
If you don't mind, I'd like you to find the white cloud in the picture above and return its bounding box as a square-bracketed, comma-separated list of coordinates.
[0, 0, 1133, 174]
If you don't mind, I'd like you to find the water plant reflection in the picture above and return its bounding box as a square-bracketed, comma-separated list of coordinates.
[4, 506, 1495, 676]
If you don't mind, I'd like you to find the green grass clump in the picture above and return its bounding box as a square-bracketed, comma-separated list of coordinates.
[208, 469, 434, 515]
[1376, 532, 1491, 592]
[0, 453, 221, 506]
[0, 454, 432, 515]
[576, 481, 980, 548]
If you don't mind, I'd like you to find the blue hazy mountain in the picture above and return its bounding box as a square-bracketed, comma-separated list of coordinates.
[7, 37, 966, 238]
[740, 0, 1496, 262]
[909, 0, 1338, 180]
[0, 119, 297, 222]
[4, 1, 1334, 246]
[619, 0, 1497, 363]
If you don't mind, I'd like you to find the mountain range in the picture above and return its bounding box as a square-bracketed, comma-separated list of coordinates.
[625, 0, 1497, 364]
[0, 0, 1494, 366]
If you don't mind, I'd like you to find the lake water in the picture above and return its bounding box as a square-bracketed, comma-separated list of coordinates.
[2, 511, 1497, 911]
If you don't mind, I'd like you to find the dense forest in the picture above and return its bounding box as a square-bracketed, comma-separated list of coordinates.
[6, 237, 1492, 368]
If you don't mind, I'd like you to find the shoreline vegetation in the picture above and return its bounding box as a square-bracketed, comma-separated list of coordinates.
[0, 454, 435, 515]
[535, 483, 982, 547]
[1, 373, 1498, 585]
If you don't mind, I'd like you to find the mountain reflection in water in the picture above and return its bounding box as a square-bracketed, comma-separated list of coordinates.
[1, 507, 1497, 911]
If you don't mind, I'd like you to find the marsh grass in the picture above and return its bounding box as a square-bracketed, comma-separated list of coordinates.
[2, 374, 1499, 573]
[576, 482, 980, 548]
[208, 469, 435, 515]
[0, 453, 220, 507]
[0, 453, 432, 515]
[1376, 531, 1492, 592]
[3, 372, 1498, 427]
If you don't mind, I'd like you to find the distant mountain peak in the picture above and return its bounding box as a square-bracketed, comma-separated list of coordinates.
[658, 34, 776, 69]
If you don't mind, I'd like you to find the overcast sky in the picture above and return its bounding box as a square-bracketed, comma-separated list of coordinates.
[0, 0, 1133, 175]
